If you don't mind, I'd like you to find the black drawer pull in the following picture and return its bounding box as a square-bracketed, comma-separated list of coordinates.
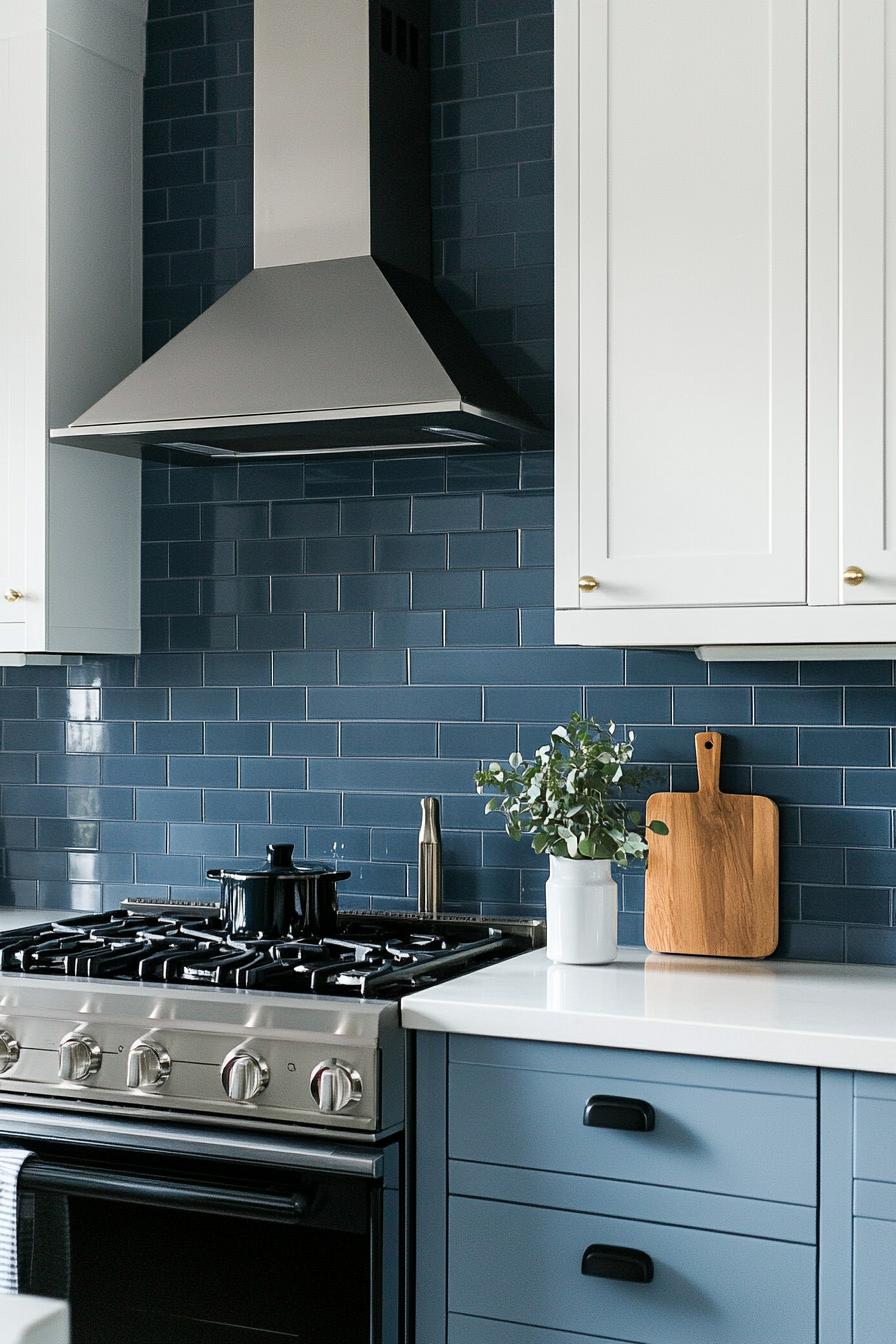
[583, 1094, 655, 1132]
[581, 1244, 654, 1284]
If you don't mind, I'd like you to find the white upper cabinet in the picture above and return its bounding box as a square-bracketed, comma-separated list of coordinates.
[839, 0, 896, 606]
[555, 0, 896, 653]
[0, 2, 144, 663]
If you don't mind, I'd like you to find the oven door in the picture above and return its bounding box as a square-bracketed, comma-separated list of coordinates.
[0, 1105, 402, 1344]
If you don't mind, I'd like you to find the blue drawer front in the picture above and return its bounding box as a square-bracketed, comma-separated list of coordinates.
[449, 1055, 816, 1205]
[449, 1317, 630, 1344]
[854, 1216, 896, 1342]
[854, 1074, 896, 1184]
[449, 1197, 815, 1344]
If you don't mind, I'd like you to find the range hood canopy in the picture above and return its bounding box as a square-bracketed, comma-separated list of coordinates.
[53, 0, 535, 457]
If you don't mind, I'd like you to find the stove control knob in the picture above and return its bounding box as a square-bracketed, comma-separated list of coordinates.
[127, 1039, 171, 1091]
[58, 1033, 101, 1082]
[310, 1059, 363, 1114]
[221, 1048, 269, 1103]
[0, 1031, 19, 1075]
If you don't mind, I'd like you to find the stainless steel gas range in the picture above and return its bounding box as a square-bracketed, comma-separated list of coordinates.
[0, 901, 544, 1344]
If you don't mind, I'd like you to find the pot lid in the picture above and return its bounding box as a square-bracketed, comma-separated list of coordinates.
[207, 843, 350, 883]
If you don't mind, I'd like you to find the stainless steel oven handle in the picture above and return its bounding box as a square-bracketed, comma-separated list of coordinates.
[19, 1159, 309, 1223]
[0, 1104, 384, 1178]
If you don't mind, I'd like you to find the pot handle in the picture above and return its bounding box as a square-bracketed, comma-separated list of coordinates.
[206, 869, 222, 880]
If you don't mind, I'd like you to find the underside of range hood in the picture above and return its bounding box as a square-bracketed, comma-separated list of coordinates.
[52, 0, 537, 458]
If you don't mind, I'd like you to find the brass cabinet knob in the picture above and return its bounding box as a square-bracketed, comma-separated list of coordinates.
[3, 589, 22, 604]
[843, 566, 865, 586]
[578, 575, 600, 592]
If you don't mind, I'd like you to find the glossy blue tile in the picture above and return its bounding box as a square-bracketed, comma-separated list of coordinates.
[755, 687, 843, 725]
[271, 652, 337, 686]
[201, 502, 268, 538]
[169, 822, 237, 854]
[801, 807, 891, 847]
[341, 721, 437, 758]
[170, 615, 237, 650]
[411, 494, 480, 533]
[171, 687, 236, 720]
[415, 647, 623, 685]
[412, 570, 481, 609]
[0, 689, 38, 719]
[136, 721, 203, 754]
[68, 851, 135, 883]
[36, 689, 99, 722]
[802, 885, 890, 924]
[143, 504, 200, 541]
[4, 851, 65, 882]
[584, 687, 671, 725]
[845, 686, 896, 724]
[102, 756, 167, 786]
[800, 728, 890, 766]
[304, 457, 373, 500]
[102, 688, 169, 721]
[234, 538, 302, 577]
[625, 650, 707, 685]
[237, 461, 304, 501]
[270, 791, 342, 825]
[205, 722, 269, 755]
[137, 853, 203, 886]
[341, 793, 427, 828]
[374, 457, 445, 496]
[800, 660, 893, 685]
[486, 685, 584, 721]
[272, 722, 338, 756]
[305, 613, 372, 650]
[846, 927, 896, 965]
[170, 755, 238, 787]
[374, 534, 446, 571]
[67, 787, 135, 820]
[338, 652, 408, 685]
[306, 536, 373, 573]
[340, 573, 409, 611]
[753, 767, 842, 806]
[204, 789, 268, 822]
[448, 530, 517, 569]
[844, 769, 896, 807]
[271, 501, 339, 537]
[66, 723, 134, 755]
[481, 489, 551, 529]
[484, 566, 552, 608]
[0, 755, 36, 784]
[39, 754, 102, 785]
[373, 611, 443, 648]
[673, 686, 752, 724]
[2, 786, 67, 817]
[238, 687, 306, 720]
[201, 577, 271, 614]
[137, 653, 203, 686]
[239, 757, 306, 790]
[846, 847, 896, 886]
[37, 819, 99, 850]
[775, 921, 844, 962]
[2, 725, 63, 758]
[101, 821, 168, 852]
[309, 685, 480, 721]
[780, 845, 845, 884]
[237, 614, 304, 651]
[271, 576, 338, 613]
[204, 652, 272, 686]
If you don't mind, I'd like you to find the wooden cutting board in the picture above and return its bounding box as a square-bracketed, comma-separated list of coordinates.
[644, 731, 779, 958]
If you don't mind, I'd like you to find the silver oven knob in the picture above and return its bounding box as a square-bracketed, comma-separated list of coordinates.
[0, 1031, 19, 1075]
[221, 1048, 269, 1103]
[58, 1033, 101, 1082]
[310, 1059, 363, 1114]
[126, 1039, 171, 1090]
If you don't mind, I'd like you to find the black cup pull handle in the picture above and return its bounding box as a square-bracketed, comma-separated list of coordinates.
[581, 1244, 654, 1284]
[582, 1094, 656, 1132]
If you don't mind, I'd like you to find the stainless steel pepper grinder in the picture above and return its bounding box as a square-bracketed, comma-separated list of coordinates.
[418, 796, 443, 916]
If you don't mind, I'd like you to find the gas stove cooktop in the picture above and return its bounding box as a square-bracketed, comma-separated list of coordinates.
[0, 907, 544, 1001]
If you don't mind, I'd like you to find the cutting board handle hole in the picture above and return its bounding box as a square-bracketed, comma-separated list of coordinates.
[703, 740, 713, 750]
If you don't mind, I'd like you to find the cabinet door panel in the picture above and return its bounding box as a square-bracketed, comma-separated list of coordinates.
[565, 0, 807, 609]
[854, 1217, 896, 1342]
[840, 0, 896, 603]
[0, 32, 40, 630]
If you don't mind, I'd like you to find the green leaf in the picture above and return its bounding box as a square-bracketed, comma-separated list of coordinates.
[648, 819, 670, 835]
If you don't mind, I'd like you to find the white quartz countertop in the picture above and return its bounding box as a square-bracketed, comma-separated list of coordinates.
[401, 946, 896, 1073]
[0, 910, 82, 932]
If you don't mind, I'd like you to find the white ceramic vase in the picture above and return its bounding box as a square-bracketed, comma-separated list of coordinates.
[545, 855, 618, 965]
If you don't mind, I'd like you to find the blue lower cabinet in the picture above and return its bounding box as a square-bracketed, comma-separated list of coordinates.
[448, 1318, 633, 1344]
[853, 1217, 896, 1342]
[448, 1196, 816, 1344]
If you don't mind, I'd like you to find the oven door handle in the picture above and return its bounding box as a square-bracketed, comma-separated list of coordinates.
[19, 1159, 309, 1223]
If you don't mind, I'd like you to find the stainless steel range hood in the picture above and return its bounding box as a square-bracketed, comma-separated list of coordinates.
[52, 0, 535, 457]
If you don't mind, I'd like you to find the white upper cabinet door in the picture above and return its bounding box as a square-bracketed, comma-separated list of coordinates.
[0, 26, 42, 637]
[556, 0, 808, 612]
[840, 0, 896, 605]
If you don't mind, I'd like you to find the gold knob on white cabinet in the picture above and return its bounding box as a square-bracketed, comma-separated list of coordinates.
[578, 575, 600, 592]
[843, 566, 865, 587]
[3, 589, 23, 604]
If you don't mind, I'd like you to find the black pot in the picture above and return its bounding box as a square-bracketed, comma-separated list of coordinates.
[206, 843, 349, 939]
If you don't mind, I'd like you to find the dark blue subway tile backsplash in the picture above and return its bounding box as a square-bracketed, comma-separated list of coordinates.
[1, 0, 895, 962]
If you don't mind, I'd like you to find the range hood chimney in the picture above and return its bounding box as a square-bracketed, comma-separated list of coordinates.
[52, 0, 536, 458]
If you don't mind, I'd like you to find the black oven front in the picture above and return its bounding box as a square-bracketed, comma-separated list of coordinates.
[2, 1105, 402, 1344]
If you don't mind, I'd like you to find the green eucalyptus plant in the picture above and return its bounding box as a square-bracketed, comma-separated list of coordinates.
[474, 712, 668, 864]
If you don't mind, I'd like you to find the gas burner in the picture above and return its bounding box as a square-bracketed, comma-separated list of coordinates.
[0, 910, 543, 1001]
